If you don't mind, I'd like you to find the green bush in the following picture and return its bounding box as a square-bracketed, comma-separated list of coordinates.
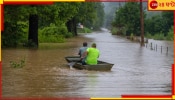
[77, 28, 84, 33]
[153, 32, 165, 40]
[84, 27, 92, 33]
[77, 27, 92, 34]
[145, 30, 173, 41]
[145, 32, 152, 39]
[166, 26, 174, 41]
[2, 21, 28, 47]
[38, 23, 71, 43]
[65, 32, 73, 38]
[111, 27, 118, 35]
[111, 27, 126, 35]
[2, 33, 19, 47]
[18, 21, 28, 43]
[39, 34, 65, 43]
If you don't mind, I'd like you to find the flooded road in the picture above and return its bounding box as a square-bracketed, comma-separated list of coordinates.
[2, 29, 173, 97]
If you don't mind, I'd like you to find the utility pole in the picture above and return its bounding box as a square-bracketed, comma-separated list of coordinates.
[118, 2, 121, 34]
[140, 0, 145, 46]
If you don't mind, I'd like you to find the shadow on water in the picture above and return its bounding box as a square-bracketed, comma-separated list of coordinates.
[2, 29, 173, 97]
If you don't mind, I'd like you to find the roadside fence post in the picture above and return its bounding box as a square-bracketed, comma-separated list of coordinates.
[151, 42, 153, 50]
[161, 46, 162, 53]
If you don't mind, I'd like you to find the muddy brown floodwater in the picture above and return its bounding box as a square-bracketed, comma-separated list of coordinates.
[2, 28, 173, 98]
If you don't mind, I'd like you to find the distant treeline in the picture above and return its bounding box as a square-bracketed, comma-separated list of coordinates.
[111, 2, 174, 41]
[2, 2, 105, 47]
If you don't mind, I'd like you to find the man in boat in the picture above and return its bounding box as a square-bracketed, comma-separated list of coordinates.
[82, 43, 100, 65]
[79, 42, 88, 65]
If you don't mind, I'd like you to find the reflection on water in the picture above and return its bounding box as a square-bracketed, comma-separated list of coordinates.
[2, 29, 173, 97]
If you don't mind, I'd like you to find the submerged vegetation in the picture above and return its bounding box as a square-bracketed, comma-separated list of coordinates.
[10, 57, 26, 68]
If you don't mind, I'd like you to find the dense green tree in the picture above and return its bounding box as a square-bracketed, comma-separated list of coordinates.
[161, 11, 174, 36]
[2, 5, 29, 47]
[75, 3, 97, 28]
[114, 2, 143, 36]
[145, 15, 163, 35]
[2, 3, 104, 47]
[144, 11, 173, 38]
[38, 3, 80, 36]
[3, 4, 80, 47]
[66, 2, 104, 35]
[66, 2, 95, 36]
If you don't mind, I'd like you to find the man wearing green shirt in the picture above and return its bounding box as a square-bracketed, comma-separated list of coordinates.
[82, 43, 100, 65]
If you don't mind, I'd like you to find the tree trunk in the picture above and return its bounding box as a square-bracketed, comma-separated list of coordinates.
[66, 20, 71, 33]
[66, 17, 77, 36]
[28, 14, 38, 47]
[72, 17, 77, 36]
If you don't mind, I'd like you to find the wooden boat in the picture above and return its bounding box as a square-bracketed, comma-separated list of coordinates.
[65, 56, 114, 71]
